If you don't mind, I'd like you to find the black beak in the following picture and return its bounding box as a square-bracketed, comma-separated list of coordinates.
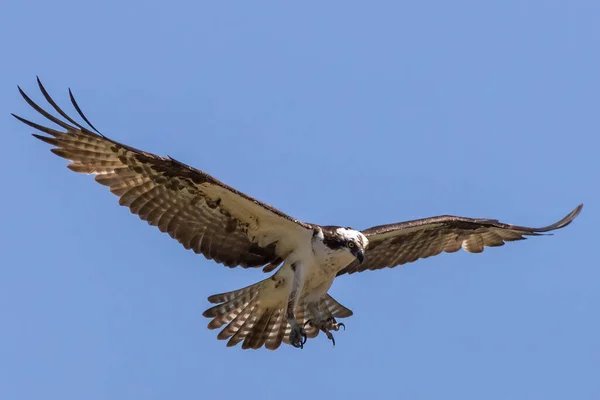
[354, 249, 365, 264]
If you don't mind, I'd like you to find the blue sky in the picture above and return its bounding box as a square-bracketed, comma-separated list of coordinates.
[1, 1, 598, 399]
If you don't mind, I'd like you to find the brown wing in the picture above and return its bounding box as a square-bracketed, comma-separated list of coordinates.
[338, 204, 583, 275]
[14, 78, 314, 269]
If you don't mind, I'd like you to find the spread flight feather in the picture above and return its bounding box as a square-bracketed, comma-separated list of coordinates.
[13, 78, 583, 350]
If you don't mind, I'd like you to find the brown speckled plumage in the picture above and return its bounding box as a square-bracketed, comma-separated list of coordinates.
[13, 78, 583, 350]
[13, 78, 313, 270]
[338, 207, 582, 275]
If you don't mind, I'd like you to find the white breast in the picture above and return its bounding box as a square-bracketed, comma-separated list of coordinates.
[269, 231, 354, 305]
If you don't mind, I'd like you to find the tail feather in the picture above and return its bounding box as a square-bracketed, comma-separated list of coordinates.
[216, 298, 259, 340]
[227, 305, 260, 347]
[207, 280, 262, 304]
[204, 281, 353, 350]
[243, 308, 276, 349]
[204, 290, 258, 329]
[321, 295, 353, 318]
[265, 310, 286, 350]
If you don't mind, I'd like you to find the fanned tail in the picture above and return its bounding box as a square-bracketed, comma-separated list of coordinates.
[203, 280, 353, 350]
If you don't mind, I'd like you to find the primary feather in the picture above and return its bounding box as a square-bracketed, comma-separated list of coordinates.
[13, 78, 583, 350]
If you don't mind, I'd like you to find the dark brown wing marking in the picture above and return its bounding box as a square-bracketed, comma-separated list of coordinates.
[338, 204, 582, 275]
[14, 78, 313, 269]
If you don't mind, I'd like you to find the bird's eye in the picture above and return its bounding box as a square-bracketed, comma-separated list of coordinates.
[348, 242, 355, 248]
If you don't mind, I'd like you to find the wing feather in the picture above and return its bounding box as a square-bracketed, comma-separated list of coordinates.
[14, 79, 314, 269]
[338, 205, 583, 275]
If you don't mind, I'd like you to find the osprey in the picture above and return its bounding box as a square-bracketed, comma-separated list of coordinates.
[13, 78, 583, 350]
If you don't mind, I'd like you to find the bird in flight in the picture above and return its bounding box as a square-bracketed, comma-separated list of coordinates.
[13, 78, 583, 350]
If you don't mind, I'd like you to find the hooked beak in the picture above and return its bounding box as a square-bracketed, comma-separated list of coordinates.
[353, 249, 365, 264]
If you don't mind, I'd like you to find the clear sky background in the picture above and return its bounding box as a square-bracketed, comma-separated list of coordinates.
[1, 1, 598, 399]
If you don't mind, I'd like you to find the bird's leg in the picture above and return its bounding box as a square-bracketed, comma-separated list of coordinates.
[305, 303, 346, 347]
[286, 262, 306, 349]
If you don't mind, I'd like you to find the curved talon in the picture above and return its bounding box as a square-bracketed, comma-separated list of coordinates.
[290, 325, 307, 349]
[291, 337, 305, 349]
[324, 330, 336, 347]
[302, 316, 346, 346]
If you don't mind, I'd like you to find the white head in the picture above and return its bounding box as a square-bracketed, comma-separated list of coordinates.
[316, 226, 369, 264]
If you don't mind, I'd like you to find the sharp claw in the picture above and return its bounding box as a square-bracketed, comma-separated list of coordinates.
[325, 330, 336, 347]
[303, 317, 346, 346]
[290, 324, 307, 349]
[291, 336, 303, 349]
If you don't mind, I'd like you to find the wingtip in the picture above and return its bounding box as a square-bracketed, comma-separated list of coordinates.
[540, 203, 583, 232]
[11, 113, 26, 123]
[567, 203, 583, 222]
[16, 85, 27, 98]
[68, 86, 102, 135]
[572, 202, 583, 218]
[35, 76, 49, 96]
[10, 113, 27, 125]
[206, 294, 221, 304]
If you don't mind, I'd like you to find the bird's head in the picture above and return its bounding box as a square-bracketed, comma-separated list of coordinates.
[338, 228, 368, 264]
[317, 226, 368, 264]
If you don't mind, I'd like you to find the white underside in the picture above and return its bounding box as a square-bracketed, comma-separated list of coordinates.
[256, 236, 356, 310]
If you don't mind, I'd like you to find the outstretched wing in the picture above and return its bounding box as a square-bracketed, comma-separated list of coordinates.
[14, 78, 314, 269]
[338, 204, 582, 275]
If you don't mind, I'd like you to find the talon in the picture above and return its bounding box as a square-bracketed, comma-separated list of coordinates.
[325, 330, 336, 347]
[304, 315, 346, 346]
[290, 324, 307, 349]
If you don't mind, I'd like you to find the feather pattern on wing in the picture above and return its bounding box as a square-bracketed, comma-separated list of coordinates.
[338, 205, 583, 275]
[13, 78, 313, 269]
